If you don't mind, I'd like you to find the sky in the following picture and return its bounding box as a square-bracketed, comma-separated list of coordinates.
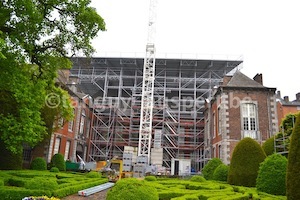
[90, 0, 300, 100]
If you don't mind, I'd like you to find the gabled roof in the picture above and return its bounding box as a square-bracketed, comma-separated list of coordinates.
[226, 70, 265, 88]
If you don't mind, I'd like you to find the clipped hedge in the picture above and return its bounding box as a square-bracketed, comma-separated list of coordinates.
[50, 153, 66, 171]
[25, 177, 58, 191]
[50, 167, 60, 173]
[0, 187, 51, 200]
[202, 158, 222, 180]
[228, 138, 266, 187]
[287, 112, 300, 200]
[145, 175, 157, 181]
[86, 171, 101, 178]
[190, 175, 206, 182]
[262, 136, 275, 156]
[256, 153, 287, 195]
[31, 157, 47, 171]
[106, 178, 158, 200]
[213, 164, 229, 182]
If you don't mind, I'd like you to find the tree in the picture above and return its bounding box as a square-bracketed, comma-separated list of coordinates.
[262, 136, 275, 156]
[256, 154, 287, 195]
[286, 112, 300, 200]
[0, 0, 105, 169]
[228, 138, 266, 187]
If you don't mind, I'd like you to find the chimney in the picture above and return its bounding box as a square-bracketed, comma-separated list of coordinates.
[253, 73, 263, 85]
[222, 76, 232, 86]
[296, 92, 300, 101]
[283, 96, 289, 102]
[276, 91, 281, 99]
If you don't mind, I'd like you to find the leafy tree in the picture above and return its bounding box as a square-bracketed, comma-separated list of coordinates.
[286, 112, 300, 200]
[262, 136, 275, 156]
[202, 158, 223, 180]
[228, 138, 266, 187]
[0, 0, 105, 168]
[256, 154, 287, 195]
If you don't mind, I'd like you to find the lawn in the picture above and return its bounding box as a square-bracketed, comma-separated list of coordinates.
[0, 170, 108, 200]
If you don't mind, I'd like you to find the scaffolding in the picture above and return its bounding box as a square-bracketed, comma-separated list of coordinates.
[70, 56, 242, 171]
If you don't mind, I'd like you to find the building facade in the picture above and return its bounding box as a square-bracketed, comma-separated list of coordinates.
[205, 71, 278, 164]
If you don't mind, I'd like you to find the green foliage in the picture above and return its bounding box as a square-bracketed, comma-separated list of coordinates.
[0, 0, 105, 166]
[7, 177, 27, 187]
[287, 112, 300, 200]
[213, 164, 229, 182]
[262, 136, 275, 156]
[31, 157, 47, 170]
[25, 177, 58, 191]
[228, 138, 266, 187]
[0, 187, 52, 200]
[50, 167, 60, 173]
[202, 158, 223, 180]
[86, 171, 101, 178]
[106, 178, 159, 200]
[256, 154, 287, 195]
[50, 153, 66, 171]
[145, 175, 157, 181]
[190, 175, 206, 182]
[0, 139, 22, 170]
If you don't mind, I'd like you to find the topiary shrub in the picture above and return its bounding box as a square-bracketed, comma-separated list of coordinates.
[25, 177, 58, 191]
[287, 112, 300, 200]
[106, 178, 158, 200]
[213, 164, 229, 182]
[49, 153, 66, 171]
[262, 136, 275, 156]
[86, 171, 101, 178]
[50, 167, 59, 173]
[228, 137, 266, 187]
[256, 153, 287, 195]
[30, 157, 47, 170]
[202, 158, 222, 180]
[144, 175, 157, 181]
[190, 175, 206, 182]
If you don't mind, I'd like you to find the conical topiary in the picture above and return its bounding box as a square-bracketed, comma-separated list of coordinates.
[286, 112, 300, 200]
[228, 137, 266, 187]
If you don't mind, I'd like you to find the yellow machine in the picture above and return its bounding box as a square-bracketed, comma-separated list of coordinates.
[100, 157, 123, 182]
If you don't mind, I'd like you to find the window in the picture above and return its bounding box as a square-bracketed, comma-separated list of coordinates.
[68, 109, 75, 132]
[64, 141, 71, 160]
[86, 119, 90, 138]
[213, 112, 216, 138]
[218, 107, 222, 135]
[79, 110, 86, 135]
[53, 137, 61, 155]
[241, 103, 257, 139]
[58, 118, 64, 129]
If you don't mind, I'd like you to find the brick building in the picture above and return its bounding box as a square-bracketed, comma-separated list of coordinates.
[276, 91, 300, 127]
[204, 71, 278, 164]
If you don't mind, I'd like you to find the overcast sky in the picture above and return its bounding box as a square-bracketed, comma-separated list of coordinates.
[90, 0, 300, 100]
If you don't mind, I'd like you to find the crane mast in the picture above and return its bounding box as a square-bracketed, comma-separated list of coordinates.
[138, 0, 157, 163]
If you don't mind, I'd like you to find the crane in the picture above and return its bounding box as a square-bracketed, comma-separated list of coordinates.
[138, 0, 157, 163]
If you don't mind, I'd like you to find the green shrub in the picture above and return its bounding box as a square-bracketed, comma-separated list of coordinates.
[25, 177, 58, 191]
[256, 154, 287, 195]
[228, 138, 266, 187]
[50, 153, 66, 171]
[287, 112, 300, 200]
[0, 187, 51, 200]
[262, 136, 275, 156]
[50, 167, 60, 173]
[190, 175, 206, 182]
[86, 171, 101, 178]
[0, 139, 22, 170]
[213, 164, 229, 182]
[31, 157, 47, 170]
[145, 175, 157, 181]
[202, 158, 222, 180]
[106, 178, 158, 200]
[7, 177, 27, 187]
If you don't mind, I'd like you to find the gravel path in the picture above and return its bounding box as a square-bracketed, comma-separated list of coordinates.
[61, 189, 110, 200]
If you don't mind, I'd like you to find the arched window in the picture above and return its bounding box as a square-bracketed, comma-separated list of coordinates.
[79, 109, 86, 135]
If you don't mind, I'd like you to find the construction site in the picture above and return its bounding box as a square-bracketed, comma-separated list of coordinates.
[69, 55, 243, 173]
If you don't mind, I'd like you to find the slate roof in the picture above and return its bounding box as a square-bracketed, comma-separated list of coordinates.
[226, 70, 265, 88]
